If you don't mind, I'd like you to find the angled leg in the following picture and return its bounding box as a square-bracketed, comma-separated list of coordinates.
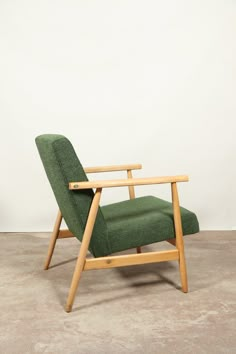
[171, 183, 188, 293]
[44, 210, 62, 270]
[65, 188, 102, 313]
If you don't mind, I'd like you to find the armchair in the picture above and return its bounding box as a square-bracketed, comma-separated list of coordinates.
[35, 134, 199, 312]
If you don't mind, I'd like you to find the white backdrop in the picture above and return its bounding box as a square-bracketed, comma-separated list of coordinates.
[0, 0, 235, 231]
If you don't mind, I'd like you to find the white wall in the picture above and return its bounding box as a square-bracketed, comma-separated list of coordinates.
[0, 0, 235, 231]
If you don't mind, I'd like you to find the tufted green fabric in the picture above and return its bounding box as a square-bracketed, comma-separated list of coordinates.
[102, 196, 199, 254]
[35, 135, 111, 257]
[36, 134, 199, 258]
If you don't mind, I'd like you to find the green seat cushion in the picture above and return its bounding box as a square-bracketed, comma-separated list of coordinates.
[102, 196, 199, 254]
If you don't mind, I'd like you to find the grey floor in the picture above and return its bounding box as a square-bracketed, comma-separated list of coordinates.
[0, 231, 235, 354]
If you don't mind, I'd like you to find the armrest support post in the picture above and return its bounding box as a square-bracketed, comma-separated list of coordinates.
[127, 169, 135, 199]
[127, 169, 142, 254]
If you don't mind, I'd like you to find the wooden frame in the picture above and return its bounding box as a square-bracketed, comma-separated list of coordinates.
[69, 175, 189, 190]
[44, 164, 188, 313]
[84, 164, 142, 174]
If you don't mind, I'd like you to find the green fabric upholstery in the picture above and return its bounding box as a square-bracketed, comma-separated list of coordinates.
[36, 134, 199, 258]
[102, 196, 199, 254]
[35, 135, 111, 257]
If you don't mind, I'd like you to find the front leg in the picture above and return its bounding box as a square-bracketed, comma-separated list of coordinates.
[65, 188, 102, 312]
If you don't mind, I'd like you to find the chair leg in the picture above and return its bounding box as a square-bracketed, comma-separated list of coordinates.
[65, 251, 85, 313]
[136, 247, 142, 253]
[44, 210, 62, 270]
[171, 183, 188, 293]
[65, 188, 102, 313]
[178, 252, 188, 293]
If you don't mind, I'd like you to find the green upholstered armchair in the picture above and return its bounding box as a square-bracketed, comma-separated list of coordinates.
[35, 134, 199, 313]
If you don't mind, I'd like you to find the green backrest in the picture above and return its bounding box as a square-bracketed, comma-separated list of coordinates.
[35, 134, 111, 257]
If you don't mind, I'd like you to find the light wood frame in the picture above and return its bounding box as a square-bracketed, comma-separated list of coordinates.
[44, 164, 188, 313]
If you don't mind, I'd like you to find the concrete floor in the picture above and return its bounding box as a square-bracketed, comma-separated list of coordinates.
[0, 231, 235, 354]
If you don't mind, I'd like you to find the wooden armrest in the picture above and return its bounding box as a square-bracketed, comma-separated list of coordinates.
[84, 164, 142, 173]
[69, 175, 189, 190]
